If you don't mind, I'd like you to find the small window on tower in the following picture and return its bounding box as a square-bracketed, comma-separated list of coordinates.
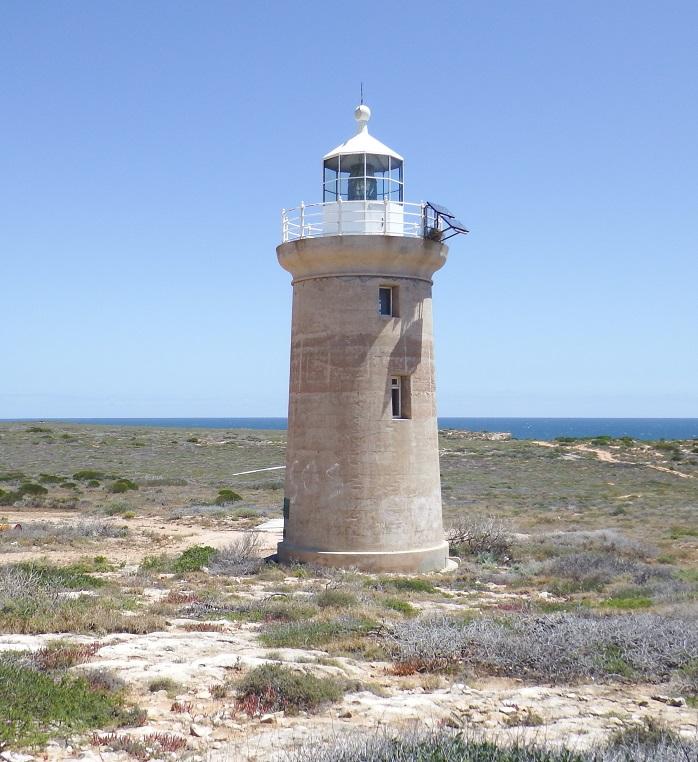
[391, 377, 401, 418]
[379, 286, 398, 317]
[391, 376, 411, 419]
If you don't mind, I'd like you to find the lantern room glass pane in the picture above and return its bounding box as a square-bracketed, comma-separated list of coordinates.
[323, 157, 339, 202]
[324, 182, 337, 201]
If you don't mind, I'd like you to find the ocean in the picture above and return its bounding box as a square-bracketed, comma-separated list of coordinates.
[5, 417, 698, 441]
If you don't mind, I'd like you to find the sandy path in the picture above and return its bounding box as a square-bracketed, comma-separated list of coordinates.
[532, 441, 694, 479]
[0, 510, 281, 565]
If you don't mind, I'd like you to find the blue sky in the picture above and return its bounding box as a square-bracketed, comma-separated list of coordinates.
[1, 1, 696, 418]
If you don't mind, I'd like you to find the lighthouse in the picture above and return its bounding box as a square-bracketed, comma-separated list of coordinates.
[276, 105, 467, 573]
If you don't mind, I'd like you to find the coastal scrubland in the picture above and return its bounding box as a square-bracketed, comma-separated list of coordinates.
[0, 422, 696, 761]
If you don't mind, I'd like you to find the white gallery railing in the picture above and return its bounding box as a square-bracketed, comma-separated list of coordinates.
[281, 200, 437, 243]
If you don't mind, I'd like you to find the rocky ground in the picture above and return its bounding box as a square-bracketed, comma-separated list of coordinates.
[2, 568, 696, 762]
[1, 422, 697, 760]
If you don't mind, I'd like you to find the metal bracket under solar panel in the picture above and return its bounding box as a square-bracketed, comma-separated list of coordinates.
[425, 201, 469, 241]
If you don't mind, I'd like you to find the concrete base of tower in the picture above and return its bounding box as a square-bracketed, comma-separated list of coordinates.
[276, 540, 449, 573]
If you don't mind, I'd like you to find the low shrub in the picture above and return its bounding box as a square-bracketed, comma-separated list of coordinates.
[0, 489, 18, 505]
[231, 506, 258, 519]
[5, 562, 103, 591]
[148, 677, 181, 695]
[0, 564, 164, 635]
[389, 611, 698, 683]
[224, 597, 318, 623]
[288, 725, 698, 762]
[140, 553, 173, 572]
[73, 470, 106, 481]
[260, 615, 377, 649]
[92, 732, 185, 760]
[39, 474, 65, 484]
[209, 533, 263, 576]
[104, 502, 132, 516]
[447, 516, 512, 561]
[314, 588, 359, 609]
[383, 597, 417, 616]
[375, 577, 436, 594]
[236, 664, 345, 716]
[534, 529, 654, 560]
[82, 669, 127, 694]
[0, 520, 128, 546]
[18, 482, 48, 496]
[215, 488, 242, 505]
[31, 640, 101, 671]
[181, 622, 226, 632]
[173, 545, 216, 573]
[0, 659, 144, 748]
[109, 478, 138, 493]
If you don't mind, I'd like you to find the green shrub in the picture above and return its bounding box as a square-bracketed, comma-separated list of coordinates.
[236, 664, 344, 716]
[0, 471, 26, 482]
[108, 479, 138, 494]
[215, 489, 242, 505]
[147, 677, 181, 695]
[18, 482, 48, 496]
[669, 526, 698, 539]
[383, 597, 417, 616]
[14, 561, 104, 589]
[599, 595, 653, 610]
[260, 616, 376, 649]
[87, 479, 101, 487]
[231, 506, 258, 519]
[314, 589, 358, 609]
[39, 474, 65, 484]
[140, 554, 172, 572]
[376, 577, 436, 594]
[226, 598, 318, 623]
[0, 659, 143, 748]
[173, 545, 216, 573]
[73, 470, 106, 481]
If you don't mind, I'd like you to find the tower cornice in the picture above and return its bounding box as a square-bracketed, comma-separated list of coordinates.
[277, 235, 448, 282]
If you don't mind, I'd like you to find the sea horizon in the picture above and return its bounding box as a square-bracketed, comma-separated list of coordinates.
[2, 417, 697, 441]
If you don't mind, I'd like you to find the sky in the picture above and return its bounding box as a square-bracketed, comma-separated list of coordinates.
[1, 1, 697, 418]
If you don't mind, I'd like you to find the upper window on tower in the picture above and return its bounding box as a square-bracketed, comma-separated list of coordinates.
[323, 153, 403, 202]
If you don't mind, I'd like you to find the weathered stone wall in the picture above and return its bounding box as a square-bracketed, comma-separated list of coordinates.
[277, 235, 449, 572]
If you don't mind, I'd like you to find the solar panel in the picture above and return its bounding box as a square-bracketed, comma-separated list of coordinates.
[445, 218, 469, 234]
[426, 201, 455, 218]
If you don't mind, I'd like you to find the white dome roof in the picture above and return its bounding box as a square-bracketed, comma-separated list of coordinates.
[323, 104, 403, 162]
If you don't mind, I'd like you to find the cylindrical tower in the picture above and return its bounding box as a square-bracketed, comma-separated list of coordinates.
[277, 105, 464, 573]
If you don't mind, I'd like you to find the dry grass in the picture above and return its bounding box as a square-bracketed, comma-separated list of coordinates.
[209, 532, 264, 576]
[389, 611, 698, 682]
[287, 724, 698, 761]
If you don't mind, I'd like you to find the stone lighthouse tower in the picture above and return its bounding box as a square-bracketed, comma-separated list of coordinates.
[276, 105, 467, 573]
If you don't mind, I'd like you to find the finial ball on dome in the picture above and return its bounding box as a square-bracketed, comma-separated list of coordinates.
[354, 104, 371, 125]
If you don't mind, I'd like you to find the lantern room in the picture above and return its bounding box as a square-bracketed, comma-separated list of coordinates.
[322, 105, 403, 202]
[320, 104, 406, 235]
